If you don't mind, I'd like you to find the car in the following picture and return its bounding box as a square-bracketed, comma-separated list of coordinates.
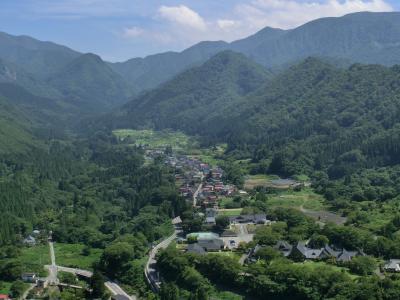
[229, 240, 236, 247]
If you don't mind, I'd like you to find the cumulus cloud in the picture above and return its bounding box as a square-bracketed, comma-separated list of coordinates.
[236, 0, 393, 30]
[151, 0, 393, 49]
[217, 19, 239, 31]
[122, 26, 145, 38]
[158, 5, 207, 31]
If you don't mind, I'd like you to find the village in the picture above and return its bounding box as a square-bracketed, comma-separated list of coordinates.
[146, 149, 380, 268]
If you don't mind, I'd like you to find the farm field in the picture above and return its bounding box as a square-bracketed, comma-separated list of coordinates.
[266, 189, 326, 211]
[53, 243, 102, 270]
[113, 129, 193, 150]
[244, 174, 280, 190]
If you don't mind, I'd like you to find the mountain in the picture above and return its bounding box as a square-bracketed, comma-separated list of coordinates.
[0, 31, 80, 79]
[232, 12, 400, 68]
[109, 41, 229, 93]
[0, 58, 63, 99]
[111, 12, 400, 93]
[48, 53, 133, 111]
[104, 51, 271, 135]
[0, 90, 42, 154]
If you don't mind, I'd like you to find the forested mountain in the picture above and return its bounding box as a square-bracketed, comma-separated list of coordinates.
[48, 53, 133, 110]
[105, 51, 271, 135]
[109, 41, 229, 93]
[0, 59, 63, 99]
[0, 92, 42, 154]
[110, 12, 400, 93]
[0, 31, 80, 79]
[0, 33, 133, 111]
[106, 56, 400, 185]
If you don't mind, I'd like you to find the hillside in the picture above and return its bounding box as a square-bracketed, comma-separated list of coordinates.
[111, 12, 400, 93]
[107, 51, 271, 134]
[48, 53, 133, 111]
[0, 31, 80, 79]
[0, 92, 42, 154]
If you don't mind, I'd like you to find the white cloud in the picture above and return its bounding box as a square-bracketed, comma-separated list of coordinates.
[217, 19, 238, 31]
[236, 0, 393, 30]
[158, 5, 207, 31]
[123, 26, 145, 38]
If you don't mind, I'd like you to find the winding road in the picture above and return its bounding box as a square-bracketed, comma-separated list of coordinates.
[145, 218, 182, 292]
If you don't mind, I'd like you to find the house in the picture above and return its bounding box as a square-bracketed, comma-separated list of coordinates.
[186, 243, 206, 255]
[205, 208, 218, 217]
[229, 214, 268, 225]
[22, 273, 37, 283]
[336, 249, 360, 262]
[384, 259, 400, 272]
[290, 242, 322, 260]
[205, 216, 216, 225]
[23, 235, 36, 246]
[246, 245, 263, 263]
[0, 294, 9, 300]
[197, 238, 225, 252]
[274, 241, 293, 257]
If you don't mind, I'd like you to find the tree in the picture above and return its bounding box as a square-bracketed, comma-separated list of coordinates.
[160, 282, 179, 300]
[9, 280, 25, 299]
[90, 269, 106, 299]
[348, 256, 377, 276]
[308, 234, 329, 248]
[255, 247, 282, 262]
[215, 215, 230, 231]
[100, 242, 133, 275]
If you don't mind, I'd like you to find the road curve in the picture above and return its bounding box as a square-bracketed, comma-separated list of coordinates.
[145, 227, 180, 292]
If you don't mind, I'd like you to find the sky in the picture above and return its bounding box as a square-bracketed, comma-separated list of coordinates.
[0, 0, 398, 62]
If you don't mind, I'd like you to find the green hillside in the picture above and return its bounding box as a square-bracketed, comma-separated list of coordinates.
[48, 53, 133, 111]
[0, 94, 41, 154]
[108, 51, 270, 135]
[0, 31, 80, 79]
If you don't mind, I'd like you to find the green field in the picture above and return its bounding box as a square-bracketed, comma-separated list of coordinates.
[113, 129, 192, 150]
[266, 189, 326, 211]
[54, 243, 102, 270]
[19, 245, 51, 276]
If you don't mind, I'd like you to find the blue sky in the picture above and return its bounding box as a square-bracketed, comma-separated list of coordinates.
[0, 0, 398, 62]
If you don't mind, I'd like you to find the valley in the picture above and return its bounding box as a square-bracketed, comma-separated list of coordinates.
[3, 9, 400, 300]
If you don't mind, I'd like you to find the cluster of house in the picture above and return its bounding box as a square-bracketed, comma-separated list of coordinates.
[248, 241, 365, 263]
[198, 173, 236, 208]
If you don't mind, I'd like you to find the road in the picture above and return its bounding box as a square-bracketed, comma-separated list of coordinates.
[145, 227, 180, 292]
[47, 241, 59, 285]
[192, 176, 204, 207]
[48, 242, 135, 300]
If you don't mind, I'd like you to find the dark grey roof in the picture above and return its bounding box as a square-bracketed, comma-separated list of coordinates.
[275, 241, 293, 257]
[186, 243, 206, 255]
[198, 239, 224, 251]
[337, 249, 359, 262]
[229, 214, 267, 223]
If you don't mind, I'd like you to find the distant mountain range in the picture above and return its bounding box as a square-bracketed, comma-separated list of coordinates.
[1, 11, 400, 108]
[2, 11, 400, 154]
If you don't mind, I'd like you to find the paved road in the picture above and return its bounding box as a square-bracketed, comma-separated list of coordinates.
[22, 283, 35, 300]
[47, 241, 59, 285]
[192, 177, 204, 207]
[58, 266, 136, 300]
[145, 228, 180, 292]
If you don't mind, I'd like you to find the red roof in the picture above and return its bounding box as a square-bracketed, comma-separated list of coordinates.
[0, 295, 9, 299]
